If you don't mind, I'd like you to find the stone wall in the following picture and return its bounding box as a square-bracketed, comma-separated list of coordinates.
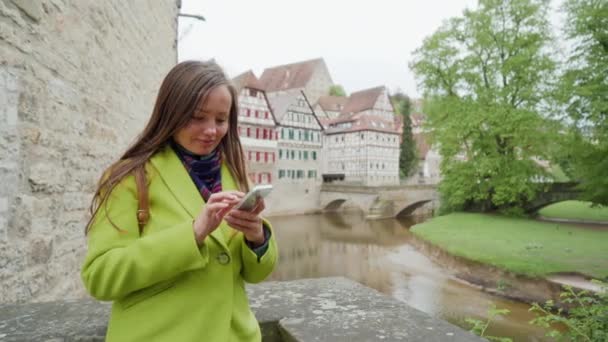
[0, 0, 179, 303]
[0, 277, 483, 341]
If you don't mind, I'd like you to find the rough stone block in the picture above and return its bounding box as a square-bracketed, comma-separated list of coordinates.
[10, 0, 42, 22]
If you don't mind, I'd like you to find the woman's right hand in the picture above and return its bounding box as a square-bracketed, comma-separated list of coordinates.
[193, 191, 244, 245]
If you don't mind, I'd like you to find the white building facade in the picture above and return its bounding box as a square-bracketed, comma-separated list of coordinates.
[269, 91, 323, 184]
[324, 86, 401, 186]
[233, 71, 278, 185]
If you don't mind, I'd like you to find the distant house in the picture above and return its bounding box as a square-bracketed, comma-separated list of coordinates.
[232, 70, 277, 185]
[408, 99, 441, 184]
[258, 58, 334, 104]
[267, 90, 323, 184]
[314, 95, 348, 128]
[323, 86, 400, 186]
[412, 133, 441, 183]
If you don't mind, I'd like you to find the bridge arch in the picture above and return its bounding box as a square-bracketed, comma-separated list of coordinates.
[524, 182, 581, 213]
[395, 200, 432, 218]
[324, 199, 348, 211]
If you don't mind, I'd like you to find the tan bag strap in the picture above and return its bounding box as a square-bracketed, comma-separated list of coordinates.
[134, 166, 149, 234]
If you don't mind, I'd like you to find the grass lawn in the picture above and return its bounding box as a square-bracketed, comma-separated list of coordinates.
[539, 200, 608, 222]
[411, 212, 608, 279]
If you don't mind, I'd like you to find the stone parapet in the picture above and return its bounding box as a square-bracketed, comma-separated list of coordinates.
[0, 277, 482, 341]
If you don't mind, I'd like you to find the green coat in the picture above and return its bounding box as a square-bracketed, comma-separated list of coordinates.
[81, 146, 278, 341]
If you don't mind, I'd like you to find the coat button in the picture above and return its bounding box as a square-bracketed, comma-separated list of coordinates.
[217, 252, 231, 265]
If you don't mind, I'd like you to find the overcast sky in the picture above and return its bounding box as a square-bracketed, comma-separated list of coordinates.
[178, 0, 564, 98]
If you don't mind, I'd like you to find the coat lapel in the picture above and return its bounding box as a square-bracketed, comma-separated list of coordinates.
[149, 146, 236, 252]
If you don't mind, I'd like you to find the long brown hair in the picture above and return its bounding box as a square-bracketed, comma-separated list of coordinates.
[85, 60, 249, 234]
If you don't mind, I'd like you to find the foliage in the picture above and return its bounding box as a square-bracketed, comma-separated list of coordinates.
[410, 0, 559, 213]
[530, 280, 608, 341]
[396, 96, 418, 177]
[557, 0, 608, 206]
[328, 84, 346, 97]
[466, 304, 513, 342]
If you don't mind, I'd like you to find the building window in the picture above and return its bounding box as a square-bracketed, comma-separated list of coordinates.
[312, 151, 317, 160]
[297, 170, 304, 179]
[256, 152, 261, 162]
[291, 150, 295, 159]
[264, 152, 269, 163]
[289, 129, 294, 140]
[263, 129, 268, 139]
[279, 170, 285, 179]
[303, 151, 308, 160]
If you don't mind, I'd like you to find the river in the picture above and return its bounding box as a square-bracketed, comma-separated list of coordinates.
[267, 212, 553, 342]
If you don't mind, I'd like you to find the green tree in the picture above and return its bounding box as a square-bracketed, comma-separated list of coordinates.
[329, 84, 346, 97]
[558, 0, 608, 206]
[530, 280, 608, 341]
[397, 97, 418, 177]
[410, 0, 558, 213]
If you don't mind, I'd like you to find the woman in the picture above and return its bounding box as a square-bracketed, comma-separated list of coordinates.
[81, 60, 278, 341]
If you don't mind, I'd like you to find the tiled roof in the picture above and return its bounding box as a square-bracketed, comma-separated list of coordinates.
[258, 58, 325, 92]
[232, 70, 264, 91]
[316, 95, 348, 112]
[340, 86, 385, 115]
[265, 92, 299, 123]
[265, 90, 322, 130]
[325, 113, 398, 135]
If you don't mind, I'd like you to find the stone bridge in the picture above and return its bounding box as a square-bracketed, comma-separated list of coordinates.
[320, 183, 439, 219]
[524, 182, 581, 213]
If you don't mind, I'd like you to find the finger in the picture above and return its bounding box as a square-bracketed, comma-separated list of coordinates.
[251, 198, 266, 215]
[216, 204, 236, 219]
[208, 191, 245, 204]
[227, 209, 259, 222]
[225, 215, 260, 232]
[205, 202, 229, 213]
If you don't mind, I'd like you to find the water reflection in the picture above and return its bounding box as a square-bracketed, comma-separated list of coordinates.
[268, 212, 552, 342]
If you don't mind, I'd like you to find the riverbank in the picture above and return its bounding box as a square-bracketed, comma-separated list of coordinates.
[410, 213, 608, 281]
[538, 200, 608, 225]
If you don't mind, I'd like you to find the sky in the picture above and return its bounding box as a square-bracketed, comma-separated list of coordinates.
[178, 0, 564, 99]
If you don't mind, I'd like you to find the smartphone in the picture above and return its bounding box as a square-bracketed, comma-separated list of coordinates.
[234, 184, 273, 211]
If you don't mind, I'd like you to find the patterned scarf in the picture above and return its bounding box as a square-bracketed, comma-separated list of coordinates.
[171, 141, 222, 202]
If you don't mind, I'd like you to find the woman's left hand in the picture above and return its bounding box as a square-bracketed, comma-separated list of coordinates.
[224, 198, 266, 246]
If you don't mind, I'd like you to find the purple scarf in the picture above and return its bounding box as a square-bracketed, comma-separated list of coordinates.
[171, 142, 222, 202]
